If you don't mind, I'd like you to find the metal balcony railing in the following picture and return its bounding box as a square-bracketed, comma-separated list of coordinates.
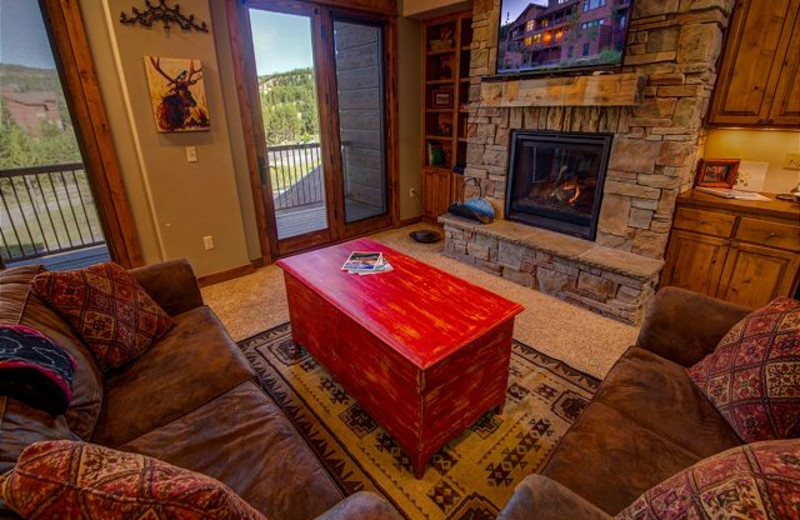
[268, 142, 324, 211]
[0, 163, 106, 265]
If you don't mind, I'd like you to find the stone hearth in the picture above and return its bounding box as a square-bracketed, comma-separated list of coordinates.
[440, 0, 734, 323]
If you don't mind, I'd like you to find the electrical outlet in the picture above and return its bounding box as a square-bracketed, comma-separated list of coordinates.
[186, 146, 198, 163]
[409, 188, 418, 199]
[784, 152, 800, 170]
[203, 235, 215, 251]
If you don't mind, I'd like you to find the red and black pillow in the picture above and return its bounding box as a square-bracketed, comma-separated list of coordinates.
[0, 325, 76, 416]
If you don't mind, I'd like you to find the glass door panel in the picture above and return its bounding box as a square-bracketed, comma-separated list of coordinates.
[0, 0, 109, 270]
[248, 8, 328, 240]
[332, 18, 387, 224]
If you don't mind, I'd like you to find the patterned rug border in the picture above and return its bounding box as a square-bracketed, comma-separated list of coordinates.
[238, 322, 600, 519]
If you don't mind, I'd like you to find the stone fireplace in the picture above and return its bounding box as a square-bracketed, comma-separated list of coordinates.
[440, 0, 733, 324]
[506, 131, 612, 240]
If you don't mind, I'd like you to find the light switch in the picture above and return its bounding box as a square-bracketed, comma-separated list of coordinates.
[203, 235, 215, 250]
[186, 146, 198, 163]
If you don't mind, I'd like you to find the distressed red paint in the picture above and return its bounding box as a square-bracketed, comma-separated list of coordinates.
[278, 238, 524, 477]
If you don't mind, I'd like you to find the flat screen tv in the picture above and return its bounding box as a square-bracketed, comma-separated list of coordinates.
[497, 0, 635, 76]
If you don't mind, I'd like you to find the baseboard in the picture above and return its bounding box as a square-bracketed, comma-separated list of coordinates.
[197, 263, 256, 287]
[397, 216, 422, 227]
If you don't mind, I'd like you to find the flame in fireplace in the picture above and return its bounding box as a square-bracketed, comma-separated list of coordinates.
[549, 180, 581, 207]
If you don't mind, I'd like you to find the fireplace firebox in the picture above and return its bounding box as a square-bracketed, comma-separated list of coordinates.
[505, 131, 612, 241]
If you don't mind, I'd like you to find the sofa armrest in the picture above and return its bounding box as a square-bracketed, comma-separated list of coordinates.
[497, 475, 612, 520]
[130, 259, 204, 316]
[313, 492, 402, 520]
[636, 287, 750, 368]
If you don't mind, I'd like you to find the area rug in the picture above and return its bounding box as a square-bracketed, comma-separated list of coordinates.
[238, 323, 600, 520]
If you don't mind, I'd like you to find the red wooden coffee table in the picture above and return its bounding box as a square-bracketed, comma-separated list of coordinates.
[277, 237, 523, 478]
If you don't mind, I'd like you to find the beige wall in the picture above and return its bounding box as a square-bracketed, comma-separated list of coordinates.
[397, 8, 423, 220]
[80, 1, 422, 271]
[703, 129, 800, 194]
[404, 0, 471, 18]
[80, 0, 251, 276]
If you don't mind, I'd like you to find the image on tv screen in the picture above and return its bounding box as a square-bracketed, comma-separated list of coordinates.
[497, 0, 634, 75]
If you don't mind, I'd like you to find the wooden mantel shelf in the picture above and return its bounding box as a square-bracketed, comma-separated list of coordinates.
[480, 73, 646, 108]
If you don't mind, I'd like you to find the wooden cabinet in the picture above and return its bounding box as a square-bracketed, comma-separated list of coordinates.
[421, 167, 452, 220]
[709, 0, 800, 127]
[420, 11, 473, 223]
[661, 191, 800, 308]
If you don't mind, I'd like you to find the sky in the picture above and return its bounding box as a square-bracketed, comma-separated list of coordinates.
[0, 0, 56, 69]
[500, 0, 548, 26]
[249, 9, 314, 76]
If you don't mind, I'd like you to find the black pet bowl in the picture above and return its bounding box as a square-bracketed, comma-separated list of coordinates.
[409, 230, 442, 243]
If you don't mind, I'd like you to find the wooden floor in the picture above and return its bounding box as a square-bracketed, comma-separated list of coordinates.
[275, 199, 384, 239]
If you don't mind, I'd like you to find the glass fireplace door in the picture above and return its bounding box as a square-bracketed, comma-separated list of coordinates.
[505, 131, 613, 240]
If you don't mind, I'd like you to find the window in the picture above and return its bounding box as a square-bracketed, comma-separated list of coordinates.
[525, 36, 533, 46]
[533, 34, 541, 43]
[618, 14, 627, 27]
[543, 31, 552, 44]
[555, 29, 564, 42]
[583, 43, 590, 55]
[583, 0, 607, 11]
[580, 19, 606, 29]
[541, 18, 550, 27]
[526, 20, 535, 32]
[568, 46, 574, 58]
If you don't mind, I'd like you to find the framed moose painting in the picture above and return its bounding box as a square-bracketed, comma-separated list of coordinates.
[144, 56, 210, 132]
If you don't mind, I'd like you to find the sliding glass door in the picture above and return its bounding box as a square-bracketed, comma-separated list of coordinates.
[331, 17, 388, 225]
[238, 0, 395, 259]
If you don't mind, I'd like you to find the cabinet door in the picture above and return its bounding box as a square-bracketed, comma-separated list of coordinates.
[717, 242, 800, 309]
[769, 1, 800, 126]
[421, 168, 437, 219]
[434, 168, 452, 217]
[709, 0, 797, 125]
[422, 168, 451, 219]
[661, 230, 729, 296]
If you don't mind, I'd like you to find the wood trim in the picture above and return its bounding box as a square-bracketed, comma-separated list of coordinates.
[398, 216, 423, 227]
[246, 0, 395, 16]
[197, 263, 256, 287]
[40, 0, 143, 268]
[224, 0, 274, 264]
[479, 73, 647, 108]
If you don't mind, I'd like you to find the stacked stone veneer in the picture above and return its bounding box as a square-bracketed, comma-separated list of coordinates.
[440, 0, 734, 324]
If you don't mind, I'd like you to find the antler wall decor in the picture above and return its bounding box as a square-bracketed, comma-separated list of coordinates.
[120, 0, 209, 33]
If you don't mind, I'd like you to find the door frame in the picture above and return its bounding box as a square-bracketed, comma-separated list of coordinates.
[38, 0, 143, 268]
[225, 0, 398, 262]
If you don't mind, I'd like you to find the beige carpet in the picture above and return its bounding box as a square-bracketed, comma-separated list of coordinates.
[202, 224, 638, 379]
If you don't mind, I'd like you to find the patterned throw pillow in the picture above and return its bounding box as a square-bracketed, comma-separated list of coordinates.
[616, 440, 800, 520]
[0, 440, 266, 520]
[30, 262, 174, 373]
[688, 297, 800, 443]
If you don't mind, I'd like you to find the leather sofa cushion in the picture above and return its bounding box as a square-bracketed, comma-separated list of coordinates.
[120, 381, 343, 520]
[0, 267, 103, 440]
[91, 306, 255, 447]
[542, 402, 700, 515]
[594, 347, 742, 458]
[0, 397, 78, 474]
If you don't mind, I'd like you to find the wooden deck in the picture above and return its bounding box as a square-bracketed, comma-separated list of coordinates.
[6, 245, 111, 271]
[276, 199, 385, 239]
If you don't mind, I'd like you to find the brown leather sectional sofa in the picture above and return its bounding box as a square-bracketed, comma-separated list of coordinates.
[498, 287, 752, 519]
[0, 260, 401, 520]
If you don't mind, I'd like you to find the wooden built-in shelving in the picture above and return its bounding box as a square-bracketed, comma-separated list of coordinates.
[421, 11, 473, 223]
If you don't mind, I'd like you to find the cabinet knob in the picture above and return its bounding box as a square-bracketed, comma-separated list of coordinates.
[758, 118, 765, 123]
[768, 119, 775, 124]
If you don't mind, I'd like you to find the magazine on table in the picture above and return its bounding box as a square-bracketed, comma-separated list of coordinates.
[341, 251, 393, 275]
